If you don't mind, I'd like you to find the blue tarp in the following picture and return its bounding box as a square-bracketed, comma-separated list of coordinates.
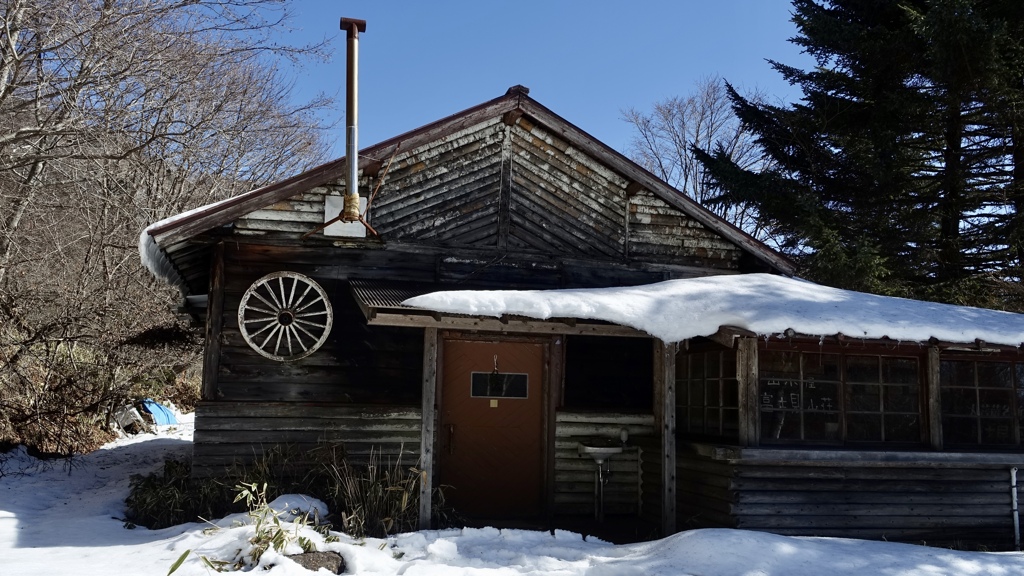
[140, 399, 177, 425]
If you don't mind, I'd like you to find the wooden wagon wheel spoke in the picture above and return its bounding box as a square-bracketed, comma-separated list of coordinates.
[238, 272, 333, 362]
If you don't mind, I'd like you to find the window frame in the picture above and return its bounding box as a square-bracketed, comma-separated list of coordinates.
[755, 346, 926, 447]
[939, 355, 1024, 448]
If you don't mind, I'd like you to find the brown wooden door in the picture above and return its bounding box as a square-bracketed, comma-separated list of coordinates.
[439, 339, 545, 519]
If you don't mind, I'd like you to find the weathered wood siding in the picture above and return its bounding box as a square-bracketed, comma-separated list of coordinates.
[677, 445, 1024, 549]
[192, 402, 422, 477]
[230, 113, 743, 272]
[553, 412, 656, 516]
[507, 116, 627, 258]
[634, 434, 664, 528]
[214, 246, 425, 405]
[372, 119, 506, 246]
[629, 189, 740, 269]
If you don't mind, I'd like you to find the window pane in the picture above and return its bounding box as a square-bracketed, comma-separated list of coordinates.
[675, 354, 689, 381]
[941, 360, 974, 388]
[804, 412, 840, 441]
[689, 407, 705, 430]
[706, 352, 721, 379]
[882, 358, 917, 384]
[691, 379, 705, 406]
[760, 380, 799, 410]
[846, 356, 879, 383]
[804, 381, 838, 412]
[761, 351, 800, 379]
[981, 419, 1014, 444]
[978, 362, 1013, 388]
[691, 353, 705, 380]
[722, 352, 737, 378]
[847, 413, 882, 441]
[706, 380, 721, 407]
[884, 385, 919, 413]
[978, 389, 1012, 417]
[762, 411, 800, 441]
[722, 409, 738, 437]
[942, 416, 979, 444]
[471, 372, 528, 398]
[884, 414, 920, 442]
[706, 408, 720, 433]
[722, 379, 739, 408]
[676, 381, 690, 408]
[805, 353, 840, 381]
[847, 383, 880, 412]
[941, 388, 977, 415]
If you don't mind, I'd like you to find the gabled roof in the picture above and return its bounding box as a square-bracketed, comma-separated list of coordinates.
[141, 86, 794, 294]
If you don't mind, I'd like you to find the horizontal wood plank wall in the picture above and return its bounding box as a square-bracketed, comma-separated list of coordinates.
[192, 402, 421, 477]
[634, 435, 664, 528]
[628, 188, 740, 270]
[553, 412, 655, 516]
[217, 252, 424, 405]
[677, 445, 1024, 549]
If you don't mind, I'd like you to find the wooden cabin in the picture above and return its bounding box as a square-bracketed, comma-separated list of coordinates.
[141, 85, 1024, 548]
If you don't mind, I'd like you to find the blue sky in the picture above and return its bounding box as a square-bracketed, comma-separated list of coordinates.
[277, 1, 813, 159]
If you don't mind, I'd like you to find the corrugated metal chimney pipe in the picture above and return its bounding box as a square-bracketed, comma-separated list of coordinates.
[340, 17, 366, 222]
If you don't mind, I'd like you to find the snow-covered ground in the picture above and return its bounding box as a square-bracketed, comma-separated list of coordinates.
[5, 420, 1024, 575]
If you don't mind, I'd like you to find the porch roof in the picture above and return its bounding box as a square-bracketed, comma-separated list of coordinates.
[402, 273, 1024, 348]
[349, 278, 645, 338]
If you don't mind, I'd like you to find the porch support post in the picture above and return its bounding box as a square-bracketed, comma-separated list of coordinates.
[927, 346, 942, 450]
[654, 339, 677, 535]
[737, 337, 759, 447]
[201, 242, 224, 401]
[418, 328, 438, 529]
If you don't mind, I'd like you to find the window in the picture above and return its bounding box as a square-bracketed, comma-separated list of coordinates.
[677, 349, 739, 440]
[845, 356, 921, 442]
[563, 336, 653, 411]
[760, 352, 841, 442]
[471, 372, 528, 398]
[758, 350, 922, 445]
[940, 359, 1024, 446]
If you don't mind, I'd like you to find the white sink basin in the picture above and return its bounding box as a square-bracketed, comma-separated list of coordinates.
[578, 443, 623, 465]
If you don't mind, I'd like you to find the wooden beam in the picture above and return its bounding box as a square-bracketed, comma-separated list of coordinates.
[201, 242, 224, 401]
[654, 340, 677, 535]
[737, 337, 759, 447]
[502, 109, 524, 126]
[545, 336, 564, 522]
[366, 312, 648, 337]
[418, 328, 438, 529]
[927, 346, 942, 451]
[706, 326, 756, 349]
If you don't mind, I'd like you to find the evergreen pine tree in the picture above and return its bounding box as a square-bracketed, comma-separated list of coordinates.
[697, 0, 1024, 310]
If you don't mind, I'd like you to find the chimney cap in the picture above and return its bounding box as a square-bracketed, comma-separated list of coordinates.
[340, 17, 367, 34]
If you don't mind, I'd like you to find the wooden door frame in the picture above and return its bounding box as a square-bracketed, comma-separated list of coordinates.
[419, 330, 561, 525]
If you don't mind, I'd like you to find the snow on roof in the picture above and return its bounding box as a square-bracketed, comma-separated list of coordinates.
[138, 195, 237, 289]
[403, 273, 1024, 347]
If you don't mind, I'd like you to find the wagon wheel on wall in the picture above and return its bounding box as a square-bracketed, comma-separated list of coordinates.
[237, 272, 333, 362]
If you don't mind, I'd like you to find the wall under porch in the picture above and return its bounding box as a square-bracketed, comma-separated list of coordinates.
[676, 442, 1024, 549]
[190, 402, 658, 522]
[190, 402, 421, 477]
